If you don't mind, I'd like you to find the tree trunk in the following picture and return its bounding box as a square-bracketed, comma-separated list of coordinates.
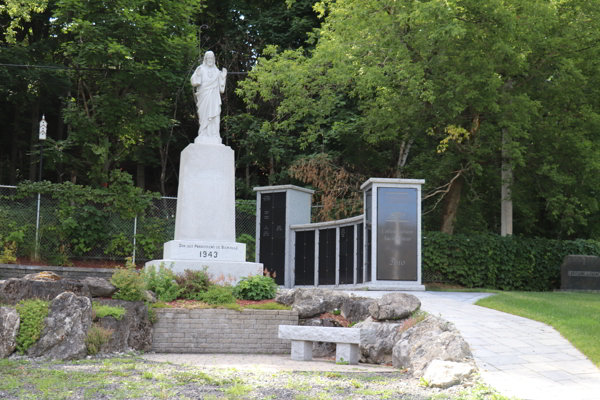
[56, 93, 68, 183]
[10, 104, 20, 185]
[269, 156, 275, 180]
[396, 139, 413, 177]
[29, 100, 40, 182]
[245, 164, 250, 189]
[136, 162, 145, 190]
[501, 129, 513, 236]
[440, 177, 463, 234]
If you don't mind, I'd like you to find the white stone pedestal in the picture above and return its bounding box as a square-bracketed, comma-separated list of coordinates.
[145, 142, 263, 285]
[174, 142, 235, 242]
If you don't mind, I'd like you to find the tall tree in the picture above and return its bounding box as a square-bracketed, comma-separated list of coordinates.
[239, 0, 600, 237]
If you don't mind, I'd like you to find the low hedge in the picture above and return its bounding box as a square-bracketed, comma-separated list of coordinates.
[422, 232, 600, 291]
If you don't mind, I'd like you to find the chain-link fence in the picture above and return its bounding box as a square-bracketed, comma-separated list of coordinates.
[0, 185, 257, 264]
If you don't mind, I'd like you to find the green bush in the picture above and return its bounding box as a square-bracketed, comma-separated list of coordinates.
[199, 285, 236, 305]
[92, 302, 126, 320]
[236, 234, 256, 262]
[15, 299, 50, 354]
[422, 232, 600, 291]
[85, 323, 114, 355]
[143, 263, 182, 302]
[232, 275, 277, 301]
[110, 258, 146, 301]
[176, 268, 212, 300]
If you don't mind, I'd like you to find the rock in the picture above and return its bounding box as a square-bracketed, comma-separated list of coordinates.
[23, 271, 62, 281]
[144, 290, 157, 303]
[313, 341, 336, 358]
[369, 293, 420, 321]
[275, 288, 298, 306]
[289, 288, 350, 318]
[341, 296, 375, 323]
[423, 360, 476, 388]
[298, 318, 324, 327]
[392, 316, 472, 376]
[0, 306, 20, 358]
[82, 277, 117, 298]
[0, 278, 91, 305]
[28, 292, 93, 361]
[353, 317, 404, 364]
[95, 299, 153, 352]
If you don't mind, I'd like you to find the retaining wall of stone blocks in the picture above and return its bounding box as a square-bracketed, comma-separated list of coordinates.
[0, 264, 116, 281]
[152, 308, 298, 354]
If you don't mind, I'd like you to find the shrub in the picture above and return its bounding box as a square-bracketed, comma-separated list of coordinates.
[15, 299, 50, 354]
[232, 275, 277, 301]
[199, 285, 236, 305]
[176, 268, 212, 300]
[92, 302, 126, 320]
[85, 323, 114, 355]
[143, 263, 182, 302]
[422, 232, 600, 291]
[111, 257, 146, 301]
[236, 234, 256, 262]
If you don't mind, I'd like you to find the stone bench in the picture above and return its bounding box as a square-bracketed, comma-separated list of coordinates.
[278, 325, 362, 365]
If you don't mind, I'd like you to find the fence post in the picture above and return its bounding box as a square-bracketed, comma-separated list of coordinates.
[132, 214, 137, 264]
[34, 192, 41, 261]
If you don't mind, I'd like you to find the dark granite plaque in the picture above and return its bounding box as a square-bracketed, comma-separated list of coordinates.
[376, 187, 417, 281]
[294, 230, 315, 286]
[561, 255, 600, 291]
[357, 223, 364, 283]
[339, 226, 354, 285]
[318, 228, 336, 285]
[259, 192, 286, 285]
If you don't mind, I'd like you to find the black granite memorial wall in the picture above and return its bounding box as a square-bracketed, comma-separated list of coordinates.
[294, 230, 315, 286]
[357, 223, 364, 283]
[259, 192, 286, 285]
[339, 226, 354, 284]
[318, 228, 336, 285]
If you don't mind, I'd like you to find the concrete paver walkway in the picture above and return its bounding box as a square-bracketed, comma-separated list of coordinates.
[142, 291, 600, 400]
[350, 291, 600, 400]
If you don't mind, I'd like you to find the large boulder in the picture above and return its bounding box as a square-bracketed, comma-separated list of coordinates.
[392, 316, 472, 376]
[341, 297, 375, 323]
[0, 278, 91, 305]
[95, 299, 153, 352]
[275, 288, 298, 305]
[286, 288, 350, 318]
[28, 292, 93, 361]
[0, 306, 20, 358]
[369, 293, 421, 321]
[23, 271, 62, 281]
[81, 277, 116, 298]
[353, 317, 404, 364]
[423, 360, 476, 388]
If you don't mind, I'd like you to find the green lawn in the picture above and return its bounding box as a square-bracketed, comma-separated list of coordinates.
[476, 292, 600, 366]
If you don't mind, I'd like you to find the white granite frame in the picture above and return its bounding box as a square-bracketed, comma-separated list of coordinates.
[360, 178, 425, 290]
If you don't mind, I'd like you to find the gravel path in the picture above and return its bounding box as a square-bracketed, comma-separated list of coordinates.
[0, 353, 510, 399]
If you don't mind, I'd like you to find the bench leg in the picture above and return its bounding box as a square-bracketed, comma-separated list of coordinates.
[336, 343, 359, 365]
[291, 340, 313, 361]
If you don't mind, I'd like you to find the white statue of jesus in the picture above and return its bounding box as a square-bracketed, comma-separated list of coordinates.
[191, 51, 227, 141]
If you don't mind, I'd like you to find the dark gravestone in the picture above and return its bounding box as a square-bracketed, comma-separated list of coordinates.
[561, 255, 600, 291]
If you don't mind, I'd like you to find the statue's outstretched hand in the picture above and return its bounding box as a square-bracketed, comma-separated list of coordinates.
[221, 68, 227, 76]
